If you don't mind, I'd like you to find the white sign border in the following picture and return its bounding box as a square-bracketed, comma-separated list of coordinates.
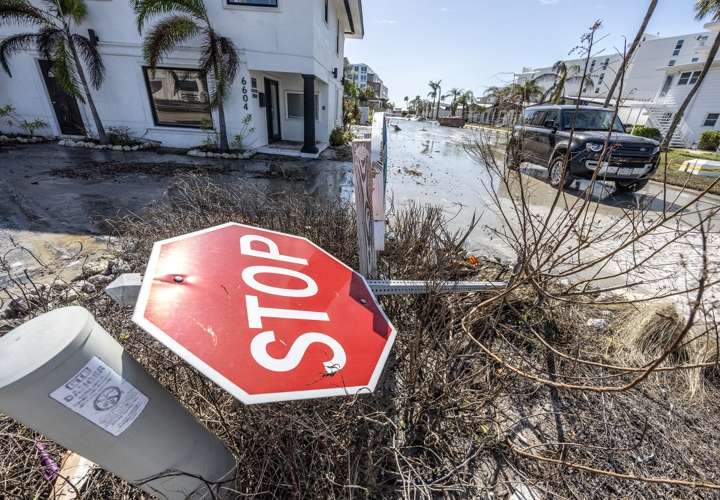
[132, 222, 397, 405]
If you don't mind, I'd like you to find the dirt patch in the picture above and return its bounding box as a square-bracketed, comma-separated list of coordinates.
[48, 160, 308, 182]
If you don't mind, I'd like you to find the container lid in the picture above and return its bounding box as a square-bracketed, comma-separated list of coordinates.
[0, 307, 94, 388]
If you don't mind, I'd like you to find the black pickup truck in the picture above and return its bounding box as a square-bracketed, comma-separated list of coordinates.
[506, 105, 661, 192]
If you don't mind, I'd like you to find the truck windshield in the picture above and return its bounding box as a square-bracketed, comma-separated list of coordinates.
[561, 109, 625, 132]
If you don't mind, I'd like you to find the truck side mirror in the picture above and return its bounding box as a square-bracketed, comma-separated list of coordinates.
[544, 120, 557, 131]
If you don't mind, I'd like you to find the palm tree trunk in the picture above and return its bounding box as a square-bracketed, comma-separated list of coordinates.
[603, 0, 658, 107]
[67, 36, 107, 144]
[662, 32, 720, 151]
[216, 97, 229, 151]
[435, 87, 441, 119]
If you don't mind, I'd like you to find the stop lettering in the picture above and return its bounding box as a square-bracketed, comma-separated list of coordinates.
[133, 223, 396, 404]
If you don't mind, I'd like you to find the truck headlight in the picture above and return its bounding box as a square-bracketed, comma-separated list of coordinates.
[586, 143, 604, 152]
[652, 146, 660, 155]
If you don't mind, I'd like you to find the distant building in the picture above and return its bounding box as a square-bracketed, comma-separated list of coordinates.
[348, 63, 389, 100]
[513, 23, 720, 147]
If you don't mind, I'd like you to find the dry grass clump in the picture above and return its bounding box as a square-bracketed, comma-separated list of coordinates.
[614, 304, 685, 364]
[1, 177, 720, 498]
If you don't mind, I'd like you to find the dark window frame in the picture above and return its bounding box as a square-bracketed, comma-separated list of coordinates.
[324, 0, 329, 24]
[678, 72, 692, 85]
[336, 18, 341, 54]
[286, 91, 320, 121]
[226, 0, 278, 7]
[703, 113, 719, 127]
[142, 66, 213, 129]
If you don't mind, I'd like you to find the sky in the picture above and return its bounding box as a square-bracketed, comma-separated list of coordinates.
[345, 0, 712, 106]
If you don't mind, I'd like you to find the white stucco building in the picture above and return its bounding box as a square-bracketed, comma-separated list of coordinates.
[0, 0, 364, 155]
[515, 23, 720, 147]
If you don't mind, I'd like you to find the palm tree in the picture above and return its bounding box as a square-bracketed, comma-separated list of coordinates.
[446, 87, 463, 116]
[427, 80, 440, 119]
[604, 0, 658, 107]
[0, 0, 108, 143]
[133, 0, 239, 151]
[403, 95, 409, 110]
[513, 80, 544, 104]
[435, 80, 443, 119]
[459, 90, 475, 120]
[536, 61, 582, 104]
[662, 0, 720, 150]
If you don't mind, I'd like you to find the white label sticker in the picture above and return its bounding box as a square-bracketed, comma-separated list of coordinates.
[50, 357, 149, 437]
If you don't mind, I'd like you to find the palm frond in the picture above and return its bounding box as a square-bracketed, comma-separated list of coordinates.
[37, 26, 63, 59]
[55, 0, 87, 24]
[143, 15, 200, 69]
[200, 32, 238, 106]
[695, 0, 720, 22]
[0, 0, 49, 28]
[0, 32, 38, 76]
[71, 33, 104, 89]
[133, 0, 206, 33]
[51, 39, 83, 101]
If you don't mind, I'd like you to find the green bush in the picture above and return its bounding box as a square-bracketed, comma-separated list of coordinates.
[698, 130, 720, 151]
[330, 127, 353, 147]
[631, 126, 663, 142]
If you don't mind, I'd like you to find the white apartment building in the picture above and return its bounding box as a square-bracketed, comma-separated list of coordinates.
[516, 22, 720, 147]
[348, 63, 388, 100]
[0, 0, 364, 155]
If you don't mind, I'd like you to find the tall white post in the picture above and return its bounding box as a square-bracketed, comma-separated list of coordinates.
[352, 139, 377, 277]
[0, 307, 236, 499]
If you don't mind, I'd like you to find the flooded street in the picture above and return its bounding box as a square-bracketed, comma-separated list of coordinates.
[386, 118, 720, 308]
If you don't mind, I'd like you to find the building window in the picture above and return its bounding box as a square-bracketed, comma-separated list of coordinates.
[286, 92, 319, 120]
[226, 0, 278, 6]
[677, 71, 701, 85]
[143, 67, 211, 128]
[668, 60, 676, 66]
[324, 0, 328, 23]
[703, 113, 719, 127]
[673, 39, 684, 56]
[692, 57, 699, 62]
[602, 58, 609, 70]
[659, 75, 674, 97]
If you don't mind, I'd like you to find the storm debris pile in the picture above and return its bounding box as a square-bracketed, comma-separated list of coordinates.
[1, 177, 719, 498]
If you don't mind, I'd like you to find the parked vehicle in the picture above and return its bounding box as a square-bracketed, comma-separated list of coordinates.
[506, 105, 660, 192]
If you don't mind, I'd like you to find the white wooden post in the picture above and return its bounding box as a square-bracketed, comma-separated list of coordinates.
[352, 139, 377, 277]
[0, 307, 236, 499]
[370, 112, 386, 251]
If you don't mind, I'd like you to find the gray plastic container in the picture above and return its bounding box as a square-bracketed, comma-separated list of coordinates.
[0, 307, 236, 498]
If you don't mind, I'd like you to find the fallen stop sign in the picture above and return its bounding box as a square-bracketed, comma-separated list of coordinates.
[133, 223, 396, 404]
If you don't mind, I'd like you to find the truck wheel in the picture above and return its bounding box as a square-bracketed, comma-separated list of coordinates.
[549, 156, 575, 189]
[615, 179, 649, 193]
[505, 139, 522, 170]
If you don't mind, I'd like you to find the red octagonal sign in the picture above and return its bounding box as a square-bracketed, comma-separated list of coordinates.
[133, 223, 396, 404]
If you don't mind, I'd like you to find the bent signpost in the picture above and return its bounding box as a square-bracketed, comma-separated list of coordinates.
[133, 223, 397, 404]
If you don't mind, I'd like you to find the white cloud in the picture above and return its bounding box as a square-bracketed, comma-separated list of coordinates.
[539, 0, 559, 4]
[375, 18, 399, 24]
